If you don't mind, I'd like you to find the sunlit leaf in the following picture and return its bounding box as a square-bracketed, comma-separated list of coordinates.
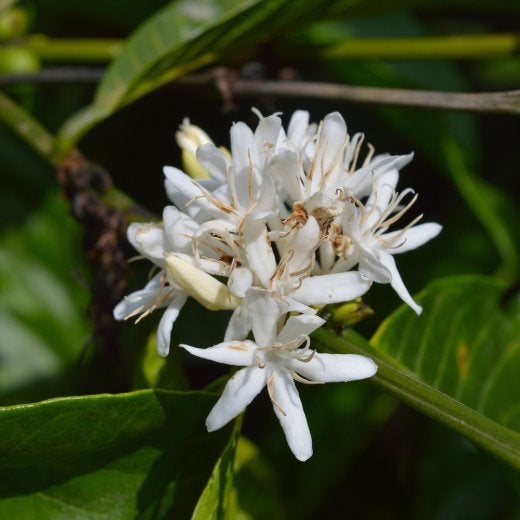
[313, 275, 520, 468]
[0, 389, 231, 518]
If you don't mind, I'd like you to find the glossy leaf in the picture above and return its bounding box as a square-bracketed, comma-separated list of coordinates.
[0, 389, 231, 518]
[313, 275, 520, 469]
[56, 0, 279, 154]
[191, 417, 242, 520]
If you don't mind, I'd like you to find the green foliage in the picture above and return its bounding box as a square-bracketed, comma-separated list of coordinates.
[315, 275, 520, 468]
[372, 276, 520, 432]
[191, 417, 242, 520]
[0, 0, 518, 516]
[0, 390, 231, 518]
[56, 0, 284, 154]
[0, 192, 90, 403]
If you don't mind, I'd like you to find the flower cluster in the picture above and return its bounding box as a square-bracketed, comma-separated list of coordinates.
[114, 110, 441, 460]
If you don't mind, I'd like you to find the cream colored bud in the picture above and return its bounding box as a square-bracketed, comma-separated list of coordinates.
[176, 118, 214, 154]
[166, 255, 240, 311]
[175, 119, 214, 179]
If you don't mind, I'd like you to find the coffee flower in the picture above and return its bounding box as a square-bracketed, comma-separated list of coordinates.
[181, 311, 377, 461]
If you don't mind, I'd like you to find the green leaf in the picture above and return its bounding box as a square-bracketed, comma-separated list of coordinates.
[55, 0, 276, 154]
[0, 389, 231, 518]
[56, 0, 383, 155]
[0, 191, 90, 401]
[231, 436, 284, 520]
[442, 137, 519, 281]
[191, 417, 242, 520]
[313, 275, 520, 469]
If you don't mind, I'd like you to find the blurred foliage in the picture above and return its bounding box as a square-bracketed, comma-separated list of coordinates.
[0, 0, 518, 518]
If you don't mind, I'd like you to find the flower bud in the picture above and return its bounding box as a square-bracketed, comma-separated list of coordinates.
[166, 255, 240, 311]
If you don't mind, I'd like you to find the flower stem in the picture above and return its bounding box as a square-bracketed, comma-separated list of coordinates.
[312, 327, 520, 470]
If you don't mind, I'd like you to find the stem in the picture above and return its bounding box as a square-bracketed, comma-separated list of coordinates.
[0, 67, 104, 84]
[312, 327, 520, 470]
[26, 36, 123, 63]
[320, 34, 520, 60]
[0, 88, 55, 160]
[229, 79, 520, 115]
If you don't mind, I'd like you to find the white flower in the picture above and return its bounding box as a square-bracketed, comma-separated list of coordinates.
[113, 218, 187, 357]
[330, 169, 442, 314]
[181, 312, 377, 461]
[224, 216, 372, 341]
[270, 111, 413, 208]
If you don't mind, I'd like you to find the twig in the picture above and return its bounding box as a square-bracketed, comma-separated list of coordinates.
[228, 79, 520, 116]
[0, 67, 104, 85]
[1, 68, 519, 116]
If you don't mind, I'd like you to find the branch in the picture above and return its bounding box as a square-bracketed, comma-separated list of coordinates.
[227, 78, 520, 116]
[0, 67, 104, 84]
[1, 68, 519, 116]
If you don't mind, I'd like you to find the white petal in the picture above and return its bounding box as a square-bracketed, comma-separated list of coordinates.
[385, 222, 442, 254]
[269, 150, 304, 202]
[180, 340, 257, 366]
[163, 166, 220, 219]
[228, 267, 253, 298]
[255, 114, 282, 164]
[230, 122, 258, 210]
[358, 248, 392, 283]
[246, 288, 282, 347]
[195, 143, 229, 183]
[289, 353, 377, 383]
[156, 292, 188, 357]
[231, 122, 256, 172]
[279, 297, 316, 315]
[292, 272, 372, 305]
[163, 206, 197, 254]
[311, 112, 347, 194]
[224, 304, 251, 342]
[289, 216, 320, 274]
[379, 252, 422, 314]
[206, 366, 267, 431]
[318, 241, 335, 274]
[348, 153, 413, 198]
[244, 220, 276, 288]
[271, 369, 312, 461]
[128, 222, 165, 264]
[276, 314, 325, 344]
[113, 288, 158, 320]
[287, 110, 310, 146]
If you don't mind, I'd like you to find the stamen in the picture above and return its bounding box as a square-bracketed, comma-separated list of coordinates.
[291, 371, 322, 385]
[362, 143, 375, 167]
[379, 192, 418, 229]
[267, 371, 286, 416]
[350, 133, 365, 173]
